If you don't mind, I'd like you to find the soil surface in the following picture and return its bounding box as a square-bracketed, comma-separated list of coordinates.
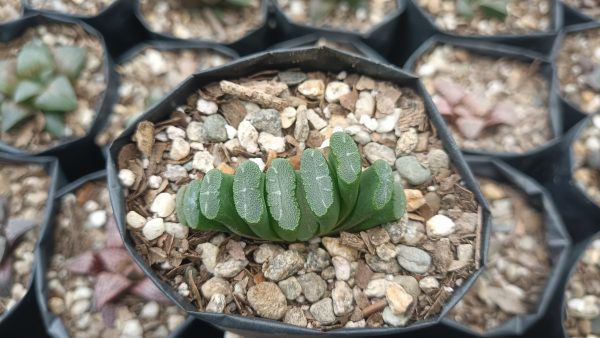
[0, 0, 21, 23]
[118, 69, 483, 330]
[46, 180, 186, 338]
[415, 44, 552, 154]
[277, 0, 397, 33]
[556, 28, 600, 115]
[563, 0, 600, 20]
[449, 177, 550, 332]
[0, 24, 106, 153]
[96, 47, 231, 147]
[27, 0, 115, 16]
[416, 0, 552, 35]
[0, 162, 49, 316]
[573, 114, 600, 207]
[564, 237, 600, 337]
[138, 0, 264, 43]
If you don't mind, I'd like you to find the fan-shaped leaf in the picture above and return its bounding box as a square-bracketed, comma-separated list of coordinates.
[53, 46, 87, 79]
[183, 179, 228, 232]
[34, 75, 78, 112]
[0, 60, 19, 95]
[295, 173, 319, 241]
[13, 80, 43, 103]
[175, 185, 189, 227]
[233, 161, 279, 240]
[1, 101, 32, 132]
[300, 149, 339, 233]
[266, 159, 300, 241]
[16, 40, 55, 78]
[44, 111, 66, 138]
[351, 179, 406, 232]
[328, 131, 361, 224]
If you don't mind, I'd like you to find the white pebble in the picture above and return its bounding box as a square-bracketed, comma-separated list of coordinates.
[197, 98, 218, 115]
[249, 158, 266, 171]
[122, 319, 143, 338]
[166, 126, 186, 140]
[143, 218, 165, 241]
[192, 150, 215, 173]
[258, 132, 286, 153]
[325, 81, 351, 103]
[225, 125, 237, 140]
[140, 302, 160, 319]
[148, 175, 162, 189]
[118, 169, 135, 187]
[126, 211, 146, 229]
[426, 214, 456, 237]
[150, 193, 176, 217]
[237, 120, 259, 153]
[281, 107, 297, 129]
[307, 109, 328, 130]
[87, 210, 107, 228]
[359, 115, 378, 131]
[169, 138, 190, 161]
[186, 121, 205, 142]
[165, 222, 189, 239]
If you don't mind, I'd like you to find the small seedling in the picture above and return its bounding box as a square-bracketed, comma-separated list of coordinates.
[176, 131, 407, 241]
[0, 39, 87, 137]
[456, 0, 509, 20]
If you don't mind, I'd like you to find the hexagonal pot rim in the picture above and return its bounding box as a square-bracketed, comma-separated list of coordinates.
[22, 0, 130, 20]
[107, 47, 492, 337]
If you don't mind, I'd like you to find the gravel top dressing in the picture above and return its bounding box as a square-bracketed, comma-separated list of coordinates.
[573, 114, 600, 207]
[416, 0, 553, 35]
[0, 0, 21, 23]
[117, 68, 483, 330]
[46, 180, 186, 338]
[556, 27, 600, 115]
[27, 0, 116, 16]
[96, 47, 231, 147]
[138, 0, 264, 43]
[448, 177, 550, 332]
[0, 162, 49, 317]
[563, 0, 600, 20]
[415, 44, 552, 154]
[0, 24, 106, 153]
[277, 0, 397, 33]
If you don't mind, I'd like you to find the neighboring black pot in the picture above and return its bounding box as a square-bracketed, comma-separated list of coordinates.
[35, 170, 212, 338]
[527, 114, 600, 244]
[0, 0, 27, 27]
[22, 0, 148, 60]
[107, 47, 492, 338]
[0, 152, 62, 338]
[403, 34, 563, 174]
[0, 14, 118, 176]
[562, 1, 598, 26]
[268, 32, 388, 63]
[550, 21, 600, 131]
[271, 0, 405, 58]
[405, 0, 562, 59]
[133, 0, 272, 56]
[437, 156, 571, 337]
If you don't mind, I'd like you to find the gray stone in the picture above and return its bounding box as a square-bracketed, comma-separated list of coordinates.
[214, 259, 248, 278]
[332, 281, 354, 316]
[201, 277, 232, 302]
[382, 306, 409, 326]
[419, 276, 440, 294]
[165, 164, 187, 182]
[375, 243, 398, 261]
[364, 279, 388, 298]
[332, 256, 351, 281]
[246, 109, 282, 136]
[364, 142, 396, 166]
[306, 248, 331, 272]
[196, 242, 218, 274]
[427, 149, 449, 173]
[390, 275, 420, 299]
[395, 156, 432, 185]
[206, 294, 226, 313]
[186, 121, 206, 142]
[455, 212, 478, 233]
[294, 105, 310, 142]
[253, 244, 285, 264]
[278, 277, 302, 300]
[247, 282, 288, 320]
[310, 298, 336, 325]
[264, 250, 305, 281]
[203, 115, 228, 142]
[321, 266, 336, 281]
[365, 253, 401, 273]
[279, 71, 307, 85]
[297, 272, 327, 302]
[396, 245, 432, 274]
[284, 307, 308, 327]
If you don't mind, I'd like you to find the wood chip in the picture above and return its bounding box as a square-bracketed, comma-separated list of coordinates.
[135, 121, 155, 157]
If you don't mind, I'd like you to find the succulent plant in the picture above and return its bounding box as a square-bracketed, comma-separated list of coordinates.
[176, 131, 407, 241]
[0, 39, 87, 137]
[308, 0, 366, 23]
[0, 195, 37, 296]
[456, 0, 509, 20]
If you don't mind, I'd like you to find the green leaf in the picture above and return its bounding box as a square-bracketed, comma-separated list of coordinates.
[144, 87, 164, 109]
[183, 180, 229, 232]
[34, 75, 78, 112]
[53, 46, 87, 79]
[13, 80, 43, 103]
[200, 169, 257, 238]
[44, 111, 66, 138]
[176, 185, 189, 227]
[328, 131, 361, 224]
[309, 0, 337, 23]
[1, 101, 32, 132]
[295, 172, 320, 241]
[16, 40, 55, 78]
[350, 179, 406, 232]
[0, 61, 19, 95]
[233, 161, 280, 241]
[457, 0, 475, 17]
[300, 149, 339, 234]
[339, 160, 395, 230]
[266, 159, 301, 241]
[225, 0, 251, 7]
[479, 0, 508, 20]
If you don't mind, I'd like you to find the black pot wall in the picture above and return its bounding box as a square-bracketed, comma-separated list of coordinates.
[437, 157, 571, 338]
[550, 21, 600, 132]
[271, 0, 405, 59]
[0, 14, 118, 175]
[562, 2, 598, 26]
[133, 0, 272, 56]
[107, 47, 492, 338]
[403, 0, 562, 60]
[403, 35, 562, 174]
[268, 33, 388, 63]
[0, 153, 62, 338]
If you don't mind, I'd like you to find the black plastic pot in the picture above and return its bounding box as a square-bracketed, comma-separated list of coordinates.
[133, 0, 272, 56]
[35, 170, 211, 338]
[550, 21, 600, 132]
[271, 0, 405, 59]
[0, 152, 62, 338]
[436, 156, 571, 337]
[403, 35, 563, 174]
[268, 32, 388, 63]
[527, 114, 600, 245]
[0, 0, 26, 27]
[0, 14, 118, 179]
[107, 47, 492, 338]
[562, 1, 598, 26]
[404, 0, 562, 59]
[23, 0, 148, 60]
